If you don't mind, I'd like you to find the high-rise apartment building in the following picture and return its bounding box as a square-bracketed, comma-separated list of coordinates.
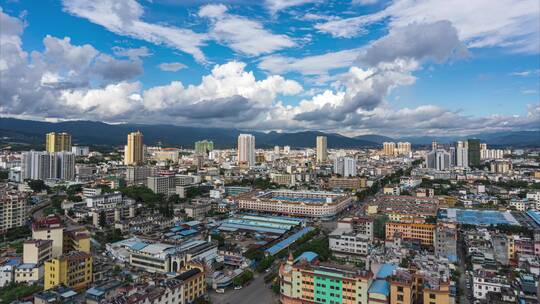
[454, 141, 468, 168]
[126, 166, 155, 185]
[21, 151, 75, 181]
[383, 142, 396, 156]
[397, 142, 412, 155]
[45, 132, 72, 153]
[237, 134, 255, 166]
[334, 156, 357, 177]
[124, 131, 144, 166]
[467, 139, 481, 167]
[194, 140, 214, 156]
[283, 146, 291, 154]
[449, 147, 456, 167]
[0, 184, 27, 232]
[426, 149, 451, 171]
[316, 136, 327, 163]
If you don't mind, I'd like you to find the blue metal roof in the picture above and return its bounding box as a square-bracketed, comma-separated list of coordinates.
[17, 263, 37, 269]
[294, 251, 318, 263]
[219, 223, 286, 234]
[265, 227, 315, 256]
[526, 210, 540, 226]
[369, 279, 390, 296]
[86, 287, 105, 297]
[179, 229, 198, 236]
[376, 263, 397, 279]
[130, 241, 148, 251]
[170, 226, 185, 232]
[4, 258, 21, 266]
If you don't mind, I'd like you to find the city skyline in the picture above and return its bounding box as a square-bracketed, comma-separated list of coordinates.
[0, 1, 538, 137]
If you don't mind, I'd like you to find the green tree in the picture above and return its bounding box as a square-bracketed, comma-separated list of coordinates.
[373, 215, 389, 239]
[233, 270, 253, 286]
[256, 256, 275, 273]
[0, 170, 8, 181]
[0, 282, 42, 303]
[26, 179, 47, 192]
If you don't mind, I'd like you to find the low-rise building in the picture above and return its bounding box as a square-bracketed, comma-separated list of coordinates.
[147, 176, 176, 195]
[0, 258, 21, 287]
[385, 222, 436, 247]
[472, 271, 511, 300]
[389, 268, 451, 304]
[434, 222, 457, 262]
[383, 184, 401, 196]
[235, 189, 354, 218]
[328, 177, 367, 190]
[279, 253, 373, 304]
[185, 202, 211, 219]
[23, 239, 53, 265]
[32, 216, 64, 258]
[329, 216, 374, 258]
[14, 263, 42, 284]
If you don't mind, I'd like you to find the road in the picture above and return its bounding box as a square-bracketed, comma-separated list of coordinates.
[457, 231, 470, 304]
[30, 199, 51, 220]
[209, 272, 278, 304]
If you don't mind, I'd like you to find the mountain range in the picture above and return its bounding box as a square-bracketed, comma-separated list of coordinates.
[0, 118, 538, 149]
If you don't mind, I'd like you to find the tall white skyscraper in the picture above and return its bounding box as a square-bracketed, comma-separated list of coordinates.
[316, 136, 327, 163]
[456, 146, 469, 168]
[22, 151, 53, 180]
[426, 149, 451, 171]
[237, 134, 255, 166]
[283, 146, 291, 154]
[334, 157, 357, 177]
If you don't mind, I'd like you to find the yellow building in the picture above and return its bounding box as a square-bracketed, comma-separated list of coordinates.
[385, 222, 436, 247]
[46, 132, 72, 152]
[64, 227, 91, 253]
[44, 251, 92, 291]
[124, 131, 144, 165]
[383, 142, 396, 156]
[389, 268, 451, 304]
[437, 195, 457, 207]
[328, 177, 367, 190]
[180, 262, 206, 303]
[316, 136, 327, 163]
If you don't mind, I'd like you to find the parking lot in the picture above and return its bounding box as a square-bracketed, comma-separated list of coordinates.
[209, 273, 278, 304]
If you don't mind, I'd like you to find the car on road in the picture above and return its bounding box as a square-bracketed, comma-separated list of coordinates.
[234, 286, 242, 290]
[216, 288, 225, 293]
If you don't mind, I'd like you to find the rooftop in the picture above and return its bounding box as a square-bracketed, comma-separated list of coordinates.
[369, 279, 390, 296]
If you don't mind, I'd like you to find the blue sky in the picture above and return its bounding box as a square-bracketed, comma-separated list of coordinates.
[0, 0, 538, 136]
